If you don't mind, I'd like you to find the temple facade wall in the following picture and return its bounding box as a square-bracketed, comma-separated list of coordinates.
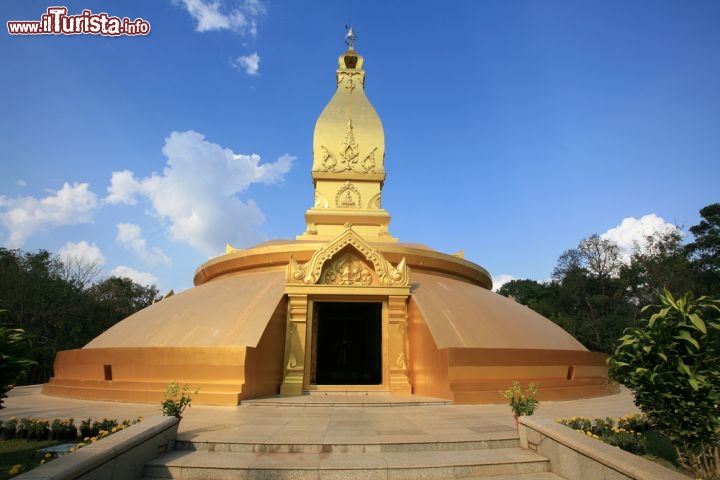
[44, 346, 255, 406]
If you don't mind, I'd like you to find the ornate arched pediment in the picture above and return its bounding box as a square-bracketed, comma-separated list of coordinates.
[286, 227, 408, 287]
[321, 250, 374, 286]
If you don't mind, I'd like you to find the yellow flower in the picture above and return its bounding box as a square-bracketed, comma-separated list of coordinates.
[45, 453, 52, 459]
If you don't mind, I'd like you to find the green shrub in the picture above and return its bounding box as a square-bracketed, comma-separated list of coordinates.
[608, 289, 720, 477]
[617, 413, 651, 433]
[557, 414, 648, 455]
[0, 324, 36, 409]
[558, 416, 592, 432]
[602, 429, 647, 455]
[1, 418, 18, 440]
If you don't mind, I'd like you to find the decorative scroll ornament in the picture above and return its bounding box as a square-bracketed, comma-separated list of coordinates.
[285, 226, 408, 287]
[338, 72, 363, 93]
[317, 120, 379, 173]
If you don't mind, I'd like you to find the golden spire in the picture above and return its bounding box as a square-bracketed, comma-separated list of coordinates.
[297, 28, 396, 242]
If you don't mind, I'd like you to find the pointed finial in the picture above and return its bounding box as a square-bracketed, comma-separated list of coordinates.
[345, 25, 356, 50]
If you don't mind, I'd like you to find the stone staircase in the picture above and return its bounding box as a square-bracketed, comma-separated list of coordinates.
[143, 434, 564, 479]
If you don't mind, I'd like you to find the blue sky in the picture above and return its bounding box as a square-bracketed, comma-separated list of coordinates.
[1, 1, 719, 293]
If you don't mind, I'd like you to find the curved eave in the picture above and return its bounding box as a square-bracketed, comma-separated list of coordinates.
[194, 240, 492, 290]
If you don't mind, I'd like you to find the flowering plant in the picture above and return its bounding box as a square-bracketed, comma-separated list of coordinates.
[161, 381, 196, 418]
[500, 381, 539, 416]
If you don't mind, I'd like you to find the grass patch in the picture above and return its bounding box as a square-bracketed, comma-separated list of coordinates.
[0, 439, 63, 479]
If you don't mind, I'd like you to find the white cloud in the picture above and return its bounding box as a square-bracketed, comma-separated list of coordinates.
[174, 0, 266, 34]
[601, 214, 681, 260]
[110, 265, 159, 287]
[0, 182, 98, 247]
[106, 130, 295, 257]
[106, 170, 140, 205]
[116, 223, 172, 266]
[16, 180, 27, 187]
[58, 240, 106, 267]
[57, 241, 106, 286]
[232, 52, 260, 75]
[492, 274, 516, 292]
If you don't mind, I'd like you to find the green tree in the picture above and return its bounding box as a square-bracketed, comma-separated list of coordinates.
[687, 203, 720, 291]
[0, 249, 90, 383]
[86, 276, 158, 339]
[501, 203, 720, 358]
[0, 319, 36, 408]
[0, 248, 159, 385]
[620, 229, 700, 307]
[608, 290, 720, 465]
[548, 235, 636, 353]
[497, 279, 556, 318]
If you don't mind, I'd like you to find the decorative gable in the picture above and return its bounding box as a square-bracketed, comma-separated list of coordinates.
[286, 226, 408, 287]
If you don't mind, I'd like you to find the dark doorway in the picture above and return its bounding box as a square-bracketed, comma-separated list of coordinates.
[315, 302, 382, 385]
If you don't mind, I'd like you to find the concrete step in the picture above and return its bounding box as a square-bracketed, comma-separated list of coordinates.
[141, 473, 565, 480]
[242, 393, 453, 407]
[175, 432, 520, 454]
[460, 474, 563, 480]
[144, 446, 551, 479]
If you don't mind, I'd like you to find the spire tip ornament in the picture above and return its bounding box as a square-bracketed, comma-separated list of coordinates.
[345, 25, 357, 50]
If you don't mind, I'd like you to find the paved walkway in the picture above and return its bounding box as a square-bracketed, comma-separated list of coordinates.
[0, 385, 639, 444]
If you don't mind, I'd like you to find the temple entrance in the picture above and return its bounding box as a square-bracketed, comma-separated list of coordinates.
[313, 302, 382, 385]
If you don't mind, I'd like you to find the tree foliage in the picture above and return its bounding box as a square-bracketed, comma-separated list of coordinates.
[0, 320, 36, 408]
[0, 248, 159, 385]
[608, 290, 720, 453]
[498, 202, 720, 354]
[687, 203, 720, 291]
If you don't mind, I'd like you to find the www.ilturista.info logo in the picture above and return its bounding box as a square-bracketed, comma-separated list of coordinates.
[7, 7, 151, 36]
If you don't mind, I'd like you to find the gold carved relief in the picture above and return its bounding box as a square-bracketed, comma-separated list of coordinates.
[338, 71, 364, 92]
[286, 227, 408, 286]
[337, 70, 365, 91]
[335, 181, 360, 208]
[321, 253, 373, 286]
[315, 120, 379, 174]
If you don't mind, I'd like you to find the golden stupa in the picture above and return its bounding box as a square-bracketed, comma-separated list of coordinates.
[44, 30, 615, 405]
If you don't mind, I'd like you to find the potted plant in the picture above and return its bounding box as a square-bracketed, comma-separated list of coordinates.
[500, 381, 539, 429]
[161, 381, 196, 419]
